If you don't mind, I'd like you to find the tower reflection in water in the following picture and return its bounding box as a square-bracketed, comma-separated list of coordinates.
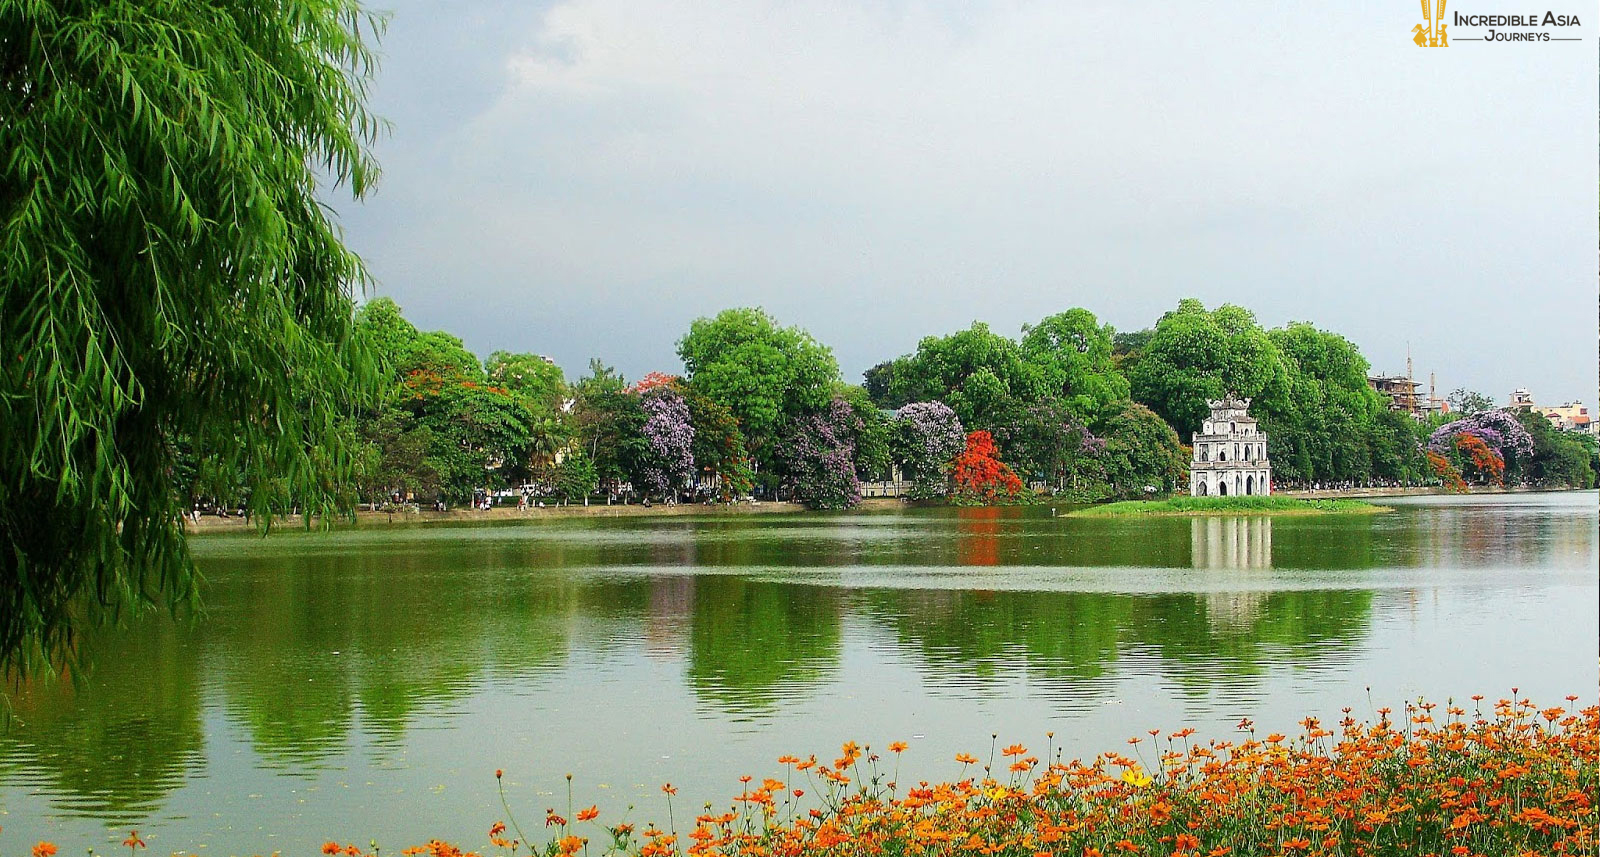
[1191, 517, 1274, 632]
[1191, 517, 1273, 570]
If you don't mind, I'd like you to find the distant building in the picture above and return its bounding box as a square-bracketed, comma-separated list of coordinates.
[1369, 374, 1421, 413]
[1541, 402, 1595, 434]
[1189, 398, 1272, 497]
[1503, 391, 1595, 435]
[1368, 374, 1447, 418]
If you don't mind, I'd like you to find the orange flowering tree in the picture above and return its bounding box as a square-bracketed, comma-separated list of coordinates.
[950, 430, 1023, 500]
[1426, 450, 1467, 492]
[1454, 432, 1505, 485]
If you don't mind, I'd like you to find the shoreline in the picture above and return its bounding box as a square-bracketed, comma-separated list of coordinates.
[186, 497, 899, 533]
[185, 485, 1587, 534]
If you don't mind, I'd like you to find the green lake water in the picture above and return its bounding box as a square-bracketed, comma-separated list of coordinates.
[2, 492, 1595, 852]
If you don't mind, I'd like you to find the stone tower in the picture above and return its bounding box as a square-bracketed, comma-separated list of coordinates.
[1189, 398, 1272, 497]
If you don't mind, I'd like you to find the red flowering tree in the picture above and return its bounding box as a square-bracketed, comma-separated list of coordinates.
[1425, 450, 1467, 493]
[630, 371, 680, 394]
[1454, 433, 1505, 486]
[950, 430, 1023, 500]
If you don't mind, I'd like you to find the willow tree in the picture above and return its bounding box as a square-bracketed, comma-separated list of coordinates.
[1, 1, 385, 678]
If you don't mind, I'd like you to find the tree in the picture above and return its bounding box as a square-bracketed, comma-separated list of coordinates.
[950, 431, 1023, 500]
[2, 1, 383, 676]
[680, 384, 754, 500]
[355, 298, 422, 380]
[880, 323, 1046, 433]
[411, 381, 539, 499]
[1129, 300, 1291, 438]
[636, 387, 695, 498]
[836, 385, 893, 482]
[777, 398, 862, 510]
[678, 308, 839, 459]
[570, 361, 647, 497]
[890, 402, 966, 498]
[486, 352, 567, 413]
[551, 451, 599, 504]
[1099, 403, 1186, 497]
[991, 400, 1105, 490]
[1019, 309, 1129, 422]
[862, 361, 906, 409]
[1510, 409, 1596, 488]
[357, 410, 439, 504]
[1446, 389, 1496, 416]
[1427, 410, 1534, 471]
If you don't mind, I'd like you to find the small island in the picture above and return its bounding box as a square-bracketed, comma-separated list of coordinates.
[1070, 496, 1392, 517]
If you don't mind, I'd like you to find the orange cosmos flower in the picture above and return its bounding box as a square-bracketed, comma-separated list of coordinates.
[576, 806, 599, 822]
[889, 741, 909, 753]
[33, 844, 58, 857]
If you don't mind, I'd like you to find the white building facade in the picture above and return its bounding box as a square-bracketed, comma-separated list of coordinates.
[1189, 398, 1272, 497]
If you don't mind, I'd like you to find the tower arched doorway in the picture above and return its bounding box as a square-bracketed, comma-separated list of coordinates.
[1218, 480, 1229, 496]
[1245, 475, 1254, 495]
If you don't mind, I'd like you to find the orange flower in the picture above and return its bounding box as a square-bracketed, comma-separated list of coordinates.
[1002, 744, 1028, 757]
[889, 741, 909, 753]
[577, 806, 600, 822]
[121, 832, 145, 851]
[661, 783, 677, 795]
[323, 844, 342, 856]
[33, 844, 58, 857]
[956, 753, 979, 765]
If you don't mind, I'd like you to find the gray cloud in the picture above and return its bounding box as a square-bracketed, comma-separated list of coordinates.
[340, 0, 1599, 406]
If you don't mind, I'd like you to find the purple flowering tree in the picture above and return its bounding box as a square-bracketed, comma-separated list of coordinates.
[778, 397, 862, 510]
[638, 388, 695, 497]
[1428, 410, 1534, 462]
[891, 401, 965, 498]
[991, 400, 1105, 491]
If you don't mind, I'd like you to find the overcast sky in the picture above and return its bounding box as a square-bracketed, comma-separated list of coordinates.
[336, 0, 1599, 406]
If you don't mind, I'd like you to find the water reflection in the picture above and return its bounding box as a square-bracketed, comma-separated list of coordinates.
[0, 622, 204, 820]
[0, 493, 1593, 837]
[687, 577, 842, 715]
[1191, 517, 1272, 569]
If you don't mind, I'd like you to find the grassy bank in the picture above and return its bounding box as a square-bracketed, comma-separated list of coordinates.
[1072, 496, 1390, 517]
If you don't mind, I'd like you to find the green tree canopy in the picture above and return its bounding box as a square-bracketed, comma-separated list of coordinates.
[677, 308, 839, 454]
[1100, 403, 1186, 496]
[569, 360, 646, 494]
[485, 351, 567, 413]
[1446, 389, 1496, 415]
[1019, 308, 1130, 423]
[877, 322, 1047, 433]
[1129, 300, 1292, 438]
[2, 0, 384, 676]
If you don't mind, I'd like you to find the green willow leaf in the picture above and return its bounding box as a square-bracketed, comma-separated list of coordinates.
[1, 0, 386, 679]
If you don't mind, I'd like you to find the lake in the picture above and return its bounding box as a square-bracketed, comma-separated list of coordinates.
[2, 491, 1595, 853]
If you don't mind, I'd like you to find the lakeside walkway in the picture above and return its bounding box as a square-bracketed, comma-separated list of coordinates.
[1278, 485, 1557, 500]
[187, 486, 1581, 533]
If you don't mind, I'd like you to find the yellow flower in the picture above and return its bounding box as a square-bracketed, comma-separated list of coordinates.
[1120, 766, 1153, 788]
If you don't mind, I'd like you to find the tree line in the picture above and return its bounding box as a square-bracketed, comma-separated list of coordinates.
[315, 298, 1597, 513]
